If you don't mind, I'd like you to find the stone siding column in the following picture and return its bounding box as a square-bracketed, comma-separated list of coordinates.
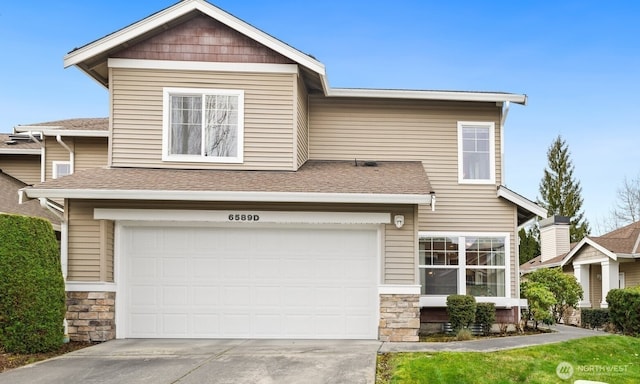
[379, 294, 420, 342]
[66, 291, 116, 342]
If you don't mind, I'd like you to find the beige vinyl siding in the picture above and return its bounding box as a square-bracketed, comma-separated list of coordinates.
[295, 74, 309, 168]
[67, 200, 101, 281]
[66, 199, 415, 284]
[110, 68, 296, 170]
[309, 96, 518, 296]
[75, 137, 108, 171]
[620, 262, 640, 288]
[0, 154, 40, 185]
[573, 245, 607, 263]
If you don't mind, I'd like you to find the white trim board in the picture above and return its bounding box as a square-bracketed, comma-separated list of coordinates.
[24, 189, 431, 205]
[109, 58, 299, 74]
[95, 209, 391, 225]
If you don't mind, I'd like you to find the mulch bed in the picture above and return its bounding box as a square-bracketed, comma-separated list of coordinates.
[0, 342, 95, 373]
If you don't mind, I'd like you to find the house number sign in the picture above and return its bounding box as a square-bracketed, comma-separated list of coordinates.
[228, 214, 260, 222]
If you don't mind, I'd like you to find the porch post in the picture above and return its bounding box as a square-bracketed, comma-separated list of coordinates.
[600, 260, 619, 308]
[574, 264, 591, 307]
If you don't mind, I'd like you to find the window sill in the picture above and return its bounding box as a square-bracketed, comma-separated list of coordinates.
[420, 296, 520, 308]
[162, 155, 244, 164]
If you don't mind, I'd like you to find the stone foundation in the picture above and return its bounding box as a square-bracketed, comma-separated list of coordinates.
[379, 294, 420, 342]
[66, 291, 116, 342]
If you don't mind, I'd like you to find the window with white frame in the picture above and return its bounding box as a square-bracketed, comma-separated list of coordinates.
[163, 88, 244, 163]
[419, 234, 508, 297]
[458, 122, 495, 183]
[52, 161, 71, 179]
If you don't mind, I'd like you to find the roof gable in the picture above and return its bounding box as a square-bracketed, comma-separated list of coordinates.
[113, 14, 294, 65]
[64, 0, 326, 88]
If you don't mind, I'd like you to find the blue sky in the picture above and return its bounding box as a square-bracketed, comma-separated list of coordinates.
[1, 1, 639, 234]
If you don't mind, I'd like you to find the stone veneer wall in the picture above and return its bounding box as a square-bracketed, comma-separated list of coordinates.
[66, 292, 116, 342]
[379, 294, 420, 342]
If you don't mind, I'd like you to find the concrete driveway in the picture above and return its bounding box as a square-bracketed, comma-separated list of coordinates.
[0, 339, 381, 384]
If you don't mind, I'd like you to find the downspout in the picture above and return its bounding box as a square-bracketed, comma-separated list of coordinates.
[500, 101, 510, 184]
[26, 131, 45, 182]
[37, 197, 67, 278]
[430, 191, 436, 212]
[56, 135, 74, 174]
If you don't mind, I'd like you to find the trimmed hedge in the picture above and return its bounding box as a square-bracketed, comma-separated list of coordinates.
[446, 295, 476, 332]
[581, 308, 609, 330]
[475, 302, 496, 335]
[606, 287, 640, 336]
[0, 214, 66, 353]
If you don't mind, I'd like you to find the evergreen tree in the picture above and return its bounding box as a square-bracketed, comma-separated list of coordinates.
[518, 227, 540, 265]
[538, 135, 590, 242]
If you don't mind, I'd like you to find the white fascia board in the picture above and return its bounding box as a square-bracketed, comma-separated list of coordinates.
[108, 58, 299, 75]
[497, 186, 547, 218]
[95, 208, 391, 225]
[327, 88, 527, 105]
[64, 0, 325, 76]
[0, 148, 41, 155]
[24, 188, 430, 205]
[13, 126, 108, 138]
[41, 130, 109, 138]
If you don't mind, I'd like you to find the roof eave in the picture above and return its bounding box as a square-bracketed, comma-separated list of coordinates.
[497, 185, 546, 218]
[327, 88, 527, 105]
[64, 0, 325, 78]
[22, 188, 431, 205]
[0, 148, 42, 155]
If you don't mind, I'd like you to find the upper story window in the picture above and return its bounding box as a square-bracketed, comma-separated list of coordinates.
[52, 161, 71, 179]
[162, 88, 244, 163]
[458, 122, 495, 184]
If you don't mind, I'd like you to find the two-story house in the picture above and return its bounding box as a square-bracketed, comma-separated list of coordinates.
[22, 0, 545, 342]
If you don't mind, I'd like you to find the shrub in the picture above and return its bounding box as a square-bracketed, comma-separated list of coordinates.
[581, 308, 609, 330]
[446, 295, 476, 332]
[0, 214, 66, 353]
[475, 303, 496, 335]
[521, 281, 556, 329]
[456, 328, 473, 341]
[606, 287, 640, 336]
[524, 267, 583, 323]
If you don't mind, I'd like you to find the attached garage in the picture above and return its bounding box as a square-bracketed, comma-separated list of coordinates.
[118, 220, 381, 339]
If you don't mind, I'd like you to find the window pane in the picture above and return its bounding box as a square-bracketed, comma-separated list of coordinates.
[54, 163, 71, 178]
[420, 268, 458, 295]
[461, 126, 491, 180]
[463, 152, 490, 180]
[465, 269, 505, 297]
[170, 95, 202, 155]
[419, 237, 458, 266]
[204, 95, 238, 157]
[466, 237, 505, 266]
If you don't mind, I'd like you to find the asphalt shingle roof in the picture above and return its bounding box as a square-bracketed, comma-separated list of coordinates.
[27, 160, 432, 197]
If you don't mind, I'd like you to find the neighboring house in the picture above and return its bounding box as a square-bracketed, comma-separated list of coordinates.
[0, 169, 61, 231]
[521, 216, 640, 310]
[22, 0, 545, 342]
[0, 132, 41, 185]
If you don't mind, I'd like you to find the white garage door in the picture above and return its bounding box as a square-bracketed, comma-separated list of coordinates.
[121, 225, 379, 339]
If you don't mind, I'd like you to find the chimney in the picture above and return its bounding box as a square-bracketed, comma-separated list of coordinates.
[539, 216, 571, 262]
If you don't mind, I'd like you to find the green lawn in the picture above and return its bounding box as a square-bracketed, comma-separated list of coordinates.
[377, 335, 640, 384]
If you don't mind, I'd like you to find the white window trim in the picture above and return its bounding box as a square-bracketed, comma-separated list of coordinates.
[162, 87, 244, 164]
[418, 232, 511, 300]
[457, 121, 496, 184]
[52, 161, 71, 179]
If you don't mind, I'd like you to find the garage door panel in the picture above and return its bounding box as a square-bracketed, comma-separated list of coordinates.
[124, 225, 378, 339]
